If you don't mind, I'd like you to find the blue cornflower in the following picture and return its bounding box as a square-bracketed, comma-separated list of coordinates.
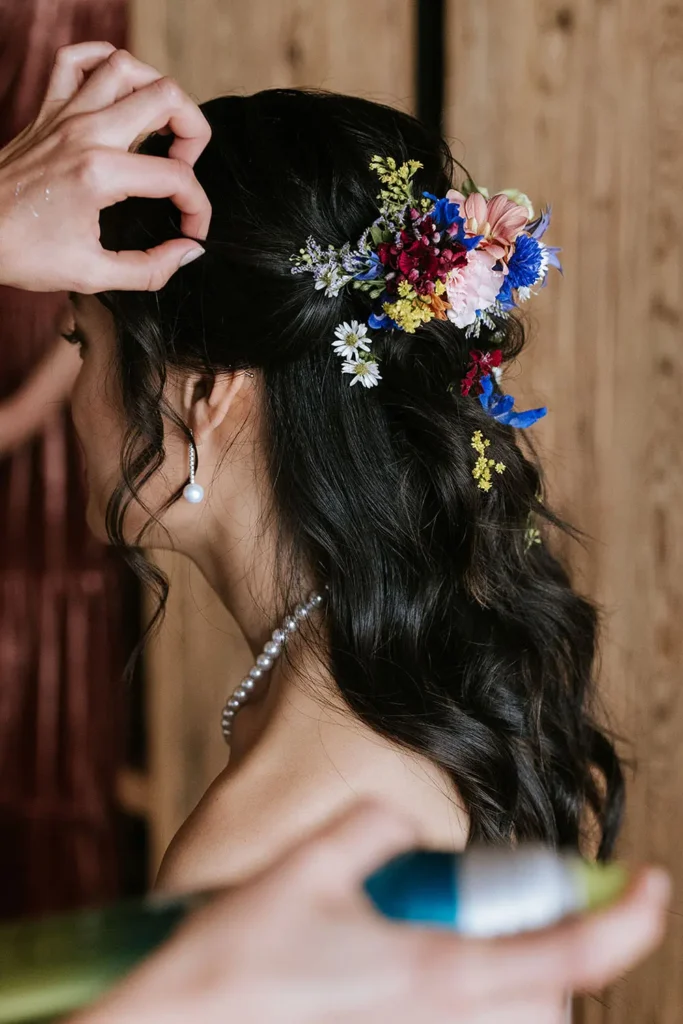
[478, 374, 547, 429]
[506, 234, 546, 291]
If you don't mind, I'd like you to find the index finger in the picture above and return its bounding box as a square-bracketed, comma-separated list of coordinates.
[96, 75, 211, 166]
[102, 151, 211, 241]
[42, 42, 117, 112]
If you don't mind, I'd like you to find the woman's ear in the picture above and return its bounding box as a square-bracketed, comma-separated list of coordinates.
[180, 370, 255, 444]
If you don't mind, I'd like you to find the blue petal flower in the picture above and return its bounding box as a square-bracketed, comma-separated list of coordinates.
[496, 278, 515, 309]
[424, 193, 462, 228]
[458, 231, 484, 251]
[424, 191, 483, 251]
[368, 310, 398, 330]
[529, 205, 552, 241]
[478, 374, 547, 429]
[354, 251, 383, 281]
[544, 245, 563, 273]
[505, 408, 549, 429]
[506, 234, 545, 290]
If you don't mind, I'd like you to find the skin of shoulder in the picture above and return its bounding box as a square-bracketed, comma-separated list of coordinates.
[155, 712, 469, 895]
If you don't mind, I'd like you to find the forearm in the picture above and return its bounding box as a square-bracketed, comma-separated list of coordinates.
[0, 336, 81, 455]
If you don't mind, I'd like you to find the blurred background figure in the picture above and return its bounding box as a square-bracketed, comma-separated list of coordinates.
[0, 0, 131, 918]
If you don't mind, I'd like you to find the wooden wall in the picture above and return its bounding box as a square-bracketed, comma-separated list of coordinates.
[127, 0, 416, 873]
[445, 2, 683, 1021]
[131, 0, 415, 107]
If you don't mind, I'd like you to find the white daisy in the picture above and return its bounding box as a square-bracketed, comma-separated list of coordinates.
[342, 357, 382, 388]
[332, 320, 372, 360]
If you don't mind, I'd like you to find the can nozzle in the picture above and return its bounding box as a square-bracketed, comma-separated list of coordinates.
[570, 859, 629, 912]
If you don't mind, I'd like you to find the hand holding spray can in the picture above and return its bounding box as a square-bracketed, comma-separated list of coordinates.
[0, 845, 629, 1023]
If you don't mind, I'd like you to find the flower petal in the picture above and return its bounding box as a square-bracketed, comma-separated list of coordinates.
[487, 195, 529, 242]
[464, 192, 488, 225]
[506, 407, 548, 429]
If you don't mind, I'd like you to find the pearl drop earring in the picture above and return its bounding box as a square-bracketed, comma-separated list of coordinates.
[183, 432, 204, 504]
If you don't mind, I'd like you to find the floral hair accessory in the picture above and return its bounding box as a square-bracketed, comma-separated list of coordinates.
[478, 374, 547, 429]
[332, 320, 372, 360]
[342, 355, 382, 388]
[471, 431, 506, 492]
[461, 349, 503, 396]
[525, 520, 542, 550]
[291, 156, 561, 393]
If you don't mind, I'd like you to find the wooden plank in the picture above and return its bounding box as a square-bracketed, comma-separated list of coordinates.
[142, 552, 252, 876]
[445, 2, 683, 1021]
[131, 0, 415, 109]
[130, 0, 418, 878]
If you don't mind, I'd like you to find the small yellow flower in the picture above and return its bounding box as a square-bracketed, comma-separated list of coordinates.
[471, 430, 506, 492]
[397, 279, 416, 299]
[369, 156, 424, 212]
[383, 296, 434, 333]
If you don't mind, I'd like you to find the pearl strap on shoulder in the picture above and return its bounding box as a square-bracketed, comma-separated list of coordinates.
[221, 590, 325, 744]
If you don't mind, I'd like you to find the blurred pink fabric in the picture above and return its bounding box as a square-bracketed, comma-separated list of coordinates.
[0, 0, 129, 918]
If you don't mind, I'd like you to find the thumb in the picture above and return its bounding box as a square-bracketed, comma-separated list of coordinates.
[90, 239, 205, 292]
[478, 866, 670, 999]
[284, 799, 422, 896]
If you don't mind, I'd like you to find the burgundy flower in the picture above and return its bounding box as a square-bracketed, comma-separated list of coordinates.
[438, 247, 468, 276]
[398, 239, 440, 283]
[461, 349, 503, 397]
[378, 212, 468, 298]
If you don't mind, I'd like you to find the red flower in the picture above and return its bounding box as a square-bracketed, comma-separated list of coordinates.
[378, 213, 467, 297]
[397, 238, 440, 283]
[461, 349, 503, 397]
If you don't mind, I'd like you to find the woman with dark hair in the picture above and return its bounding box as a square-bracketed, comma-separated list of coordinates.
[65, 85, 623, 893]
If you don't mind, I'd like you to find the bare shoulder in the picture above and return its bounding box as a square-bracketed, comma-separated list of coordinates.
[154, 767, 285, 893]
[155, 715, 468, 895]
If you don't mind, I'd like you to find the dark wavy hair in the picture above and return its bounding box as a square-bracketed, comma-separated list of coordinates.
[99, 89, 623, 855]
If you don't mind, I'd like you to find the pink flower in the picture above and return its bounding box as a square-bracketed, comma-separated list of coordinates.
[446, 189, 529, 260]
[445, 250, 505, 329]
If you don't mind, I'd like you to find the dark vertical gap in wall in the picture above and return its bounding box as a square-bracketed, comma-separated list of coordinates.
[416, 0, 445, 133]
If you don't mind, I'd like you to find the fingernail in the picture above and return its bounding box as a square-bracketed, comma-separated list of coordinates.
[179, 246, 205, 267]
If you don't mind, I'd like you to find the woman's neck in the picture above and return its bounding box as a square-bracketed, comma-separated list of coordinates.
[224, 618, 340, 770]
[177, 507, 333, 764]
